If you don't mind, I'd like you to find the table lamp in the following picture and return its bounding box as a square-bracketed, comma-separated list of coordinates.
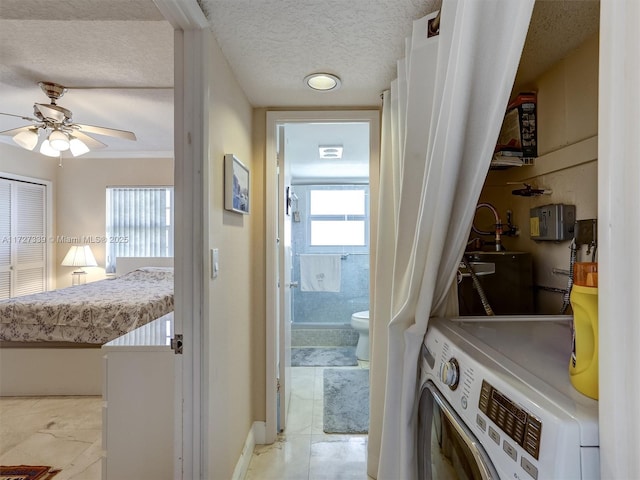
[61, 245, 98, 285]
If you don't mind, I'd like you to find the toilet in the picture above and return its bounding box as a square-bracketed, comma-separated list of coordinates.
[351, 310, 370, 361]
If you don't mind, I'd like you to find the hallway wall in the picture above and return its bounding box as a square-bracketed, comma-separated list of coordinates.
[202, 29, 255, 480]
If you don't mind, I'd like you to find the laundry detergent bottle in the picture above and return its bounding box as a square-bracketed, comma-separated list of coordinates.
[569, 262, 598, 400]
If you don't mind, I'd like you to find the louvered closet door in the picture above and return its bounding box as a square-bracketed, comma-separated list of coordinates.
[0, 178, 47, 299]
[14, 181, 46, 296]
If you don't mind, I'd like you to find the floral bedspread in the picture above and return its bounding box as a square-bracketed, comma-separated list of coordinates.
[0, 267, 174, 344]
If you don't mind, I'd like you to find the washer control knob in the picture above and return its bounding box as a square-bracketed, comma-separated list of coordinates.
[439, 358, 460, 390]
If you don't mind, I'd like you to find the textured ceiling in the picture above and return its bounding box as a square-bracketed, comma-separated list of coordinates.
[0, 0, 599, 167]
[285, 122, 371, 182]
[0, 0, 174, 157]
[200, 0, 441, 107]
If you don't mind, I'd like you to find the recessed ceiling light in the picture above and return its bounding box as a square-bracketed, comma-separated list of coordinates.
[304, 73, 341, 91]
[319, 145, 343, 159]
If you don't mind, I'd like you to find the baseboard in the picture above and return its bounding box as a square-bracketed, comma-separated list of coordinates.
[232, 421, 266, 480]
[366, 448, 379, 479]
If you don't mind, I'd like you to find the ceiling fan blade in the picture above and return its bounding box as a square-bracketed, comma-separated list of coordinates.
[34, 103, 66, 123]
[0, 112, 39, 123]
[71, 131, 107, 150]
[0, 125, 35, 137]
[75, 123, 137, 141]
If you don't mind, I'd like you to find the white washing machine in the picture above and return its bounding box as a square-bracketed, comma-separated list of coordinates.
[418, 316, 599, 480]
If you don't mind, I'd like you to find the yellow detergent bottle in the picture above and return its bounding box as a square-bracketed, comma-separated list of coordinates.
[569, 262, 598, 400]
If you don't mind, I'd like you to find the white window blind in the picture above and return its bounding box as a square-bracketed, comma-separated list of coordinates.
[105, 187, 174, 273]
[0, 180, 11, 299]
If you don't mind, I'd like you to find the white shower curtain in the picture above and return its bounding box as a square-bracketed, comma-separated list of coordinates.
[598, 1, 640, 477]
[368, 1, 534, 478]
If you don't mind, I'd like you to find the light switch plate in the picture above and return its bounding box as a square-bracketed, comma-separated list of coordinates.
[211, 248, 219, 279]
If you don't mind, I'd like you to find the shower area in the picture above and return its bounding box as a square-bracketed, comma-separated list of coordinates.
[289, 184, 370, 347]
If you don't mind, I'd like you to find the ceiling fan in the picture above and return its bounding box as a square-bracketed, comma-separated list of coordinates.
[0, 81, 136, 157]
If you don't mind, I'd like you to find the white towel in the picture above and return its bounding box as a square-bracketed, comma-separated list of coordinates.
[299, 254, 341, 292]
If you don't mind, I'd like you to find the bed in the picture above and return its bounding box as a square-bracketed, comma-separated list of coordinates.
[0, 257, 173, 396]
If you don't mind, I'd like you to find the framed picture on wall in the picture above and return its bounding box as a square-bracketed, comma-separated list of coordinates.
[224, 154, 250, 214]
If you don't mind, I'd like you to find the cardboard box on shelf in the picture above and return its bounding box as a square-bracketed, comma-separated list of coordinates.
[497, 92, 537, 159]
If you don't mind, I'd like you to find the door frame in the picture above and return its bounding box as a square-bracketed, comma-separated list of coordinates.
[265, 109, 381, 442]
[151, 1, 210, 478]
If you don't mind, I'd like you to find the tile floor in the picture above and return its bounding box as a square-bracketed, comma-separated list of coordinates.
[0, 396, 102, 480]
[0, 365, 373, 480]
[246, 365, 374, 480]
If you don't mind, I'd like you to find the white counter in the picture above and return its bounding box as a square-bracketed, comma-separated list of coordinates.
[103, 312, 174, 349]
[101, 312, 175, 479]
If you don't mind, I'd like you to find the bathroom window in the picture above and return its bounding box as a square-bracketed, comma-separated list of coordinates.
[308, 188, 368, 246]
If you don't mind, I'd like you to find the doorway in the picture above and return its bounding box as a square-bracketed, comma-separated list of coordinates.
[265, 110, 381, 442]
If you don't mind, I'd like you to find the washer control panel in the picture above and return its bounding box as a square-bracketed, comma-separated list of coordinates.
[479, 379, 542, 460]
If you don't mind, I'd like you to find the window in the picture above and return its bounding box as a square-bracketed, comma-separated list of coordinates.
[105, 187, 174, 273]
[308, 187, 368, 247]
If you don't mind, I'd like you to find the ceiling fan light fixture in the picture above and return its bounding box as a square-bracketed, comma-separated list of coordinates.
[13, 129, 39, 150]
[69, 136, 90, 156]
[304, 73, 341, 91]
[40, 140, 60, 157]
[48, 130, 70, 151]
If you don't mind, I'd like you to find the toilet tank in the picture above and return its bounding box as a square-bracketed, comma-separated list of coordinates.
[458, 251, 534, 315]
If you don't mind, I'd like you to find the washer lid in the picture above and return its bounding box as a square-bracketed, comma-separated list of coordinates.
[440, 316, 599, 447]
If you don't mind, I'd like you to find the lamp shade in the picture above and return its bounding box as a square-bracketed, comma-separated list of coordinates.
[48, 130, 70, 151]
[13, 129, 39, 150]
[39, 140, 60, 157]
[69, 136, 90, 156]
[61, 245, 98, 267]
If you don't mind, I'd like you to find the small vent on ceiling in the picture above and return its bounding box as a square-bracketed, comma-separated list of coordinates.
[319, 145, 343, 159]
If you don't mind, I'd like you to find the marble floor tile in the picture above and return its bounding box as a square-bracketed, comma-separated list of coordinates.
[291, 367, 317, 401]
[0, 396, 102, 480]
[285, 394, 315, 435]
[1, 367, 371, 480]
[309, 434, 368, 480]
[313, 367, 326, 400]
[311, 397, 325, 435]
[54, 439, 102, 480]
[245, 434, 311, 480]
[247, 366, 372, 480]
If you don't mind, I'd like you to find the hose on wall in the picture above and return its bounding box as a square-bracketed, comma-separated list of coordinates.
[560, 238, 578, 314]
[462, 256, 495, 316]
